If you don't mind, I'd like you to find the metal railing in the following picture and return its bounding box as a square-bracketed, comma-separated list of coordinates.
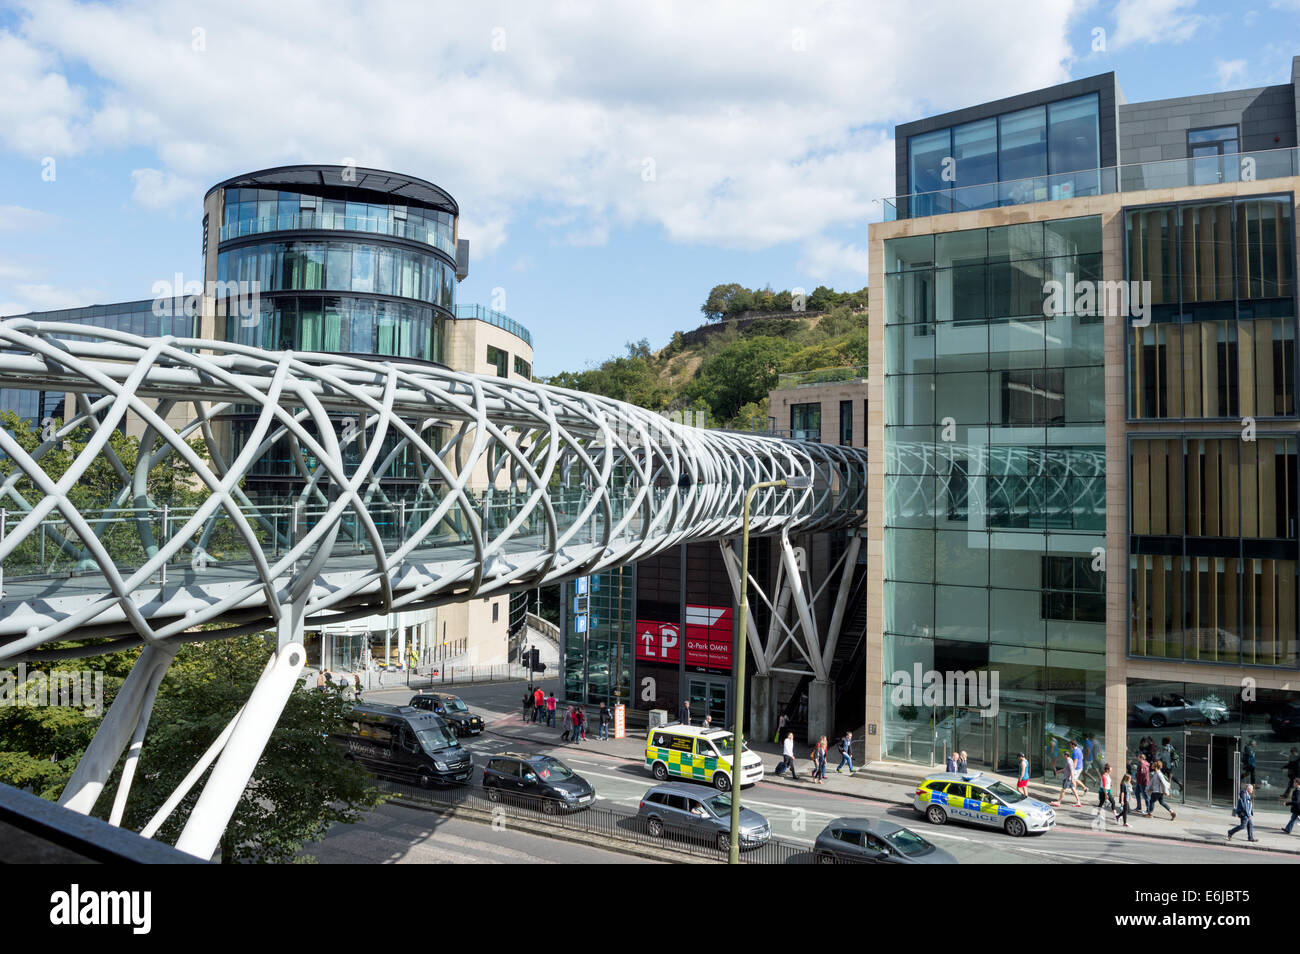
[453, 304, 533, 348]
[377, 778, 851, 864]
[882, 145, 1300, 221]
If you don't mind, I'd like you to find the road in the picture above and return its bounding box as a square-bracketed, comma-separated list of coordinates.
[303, 800, 658, 864]
[366, 679, 1295, 865]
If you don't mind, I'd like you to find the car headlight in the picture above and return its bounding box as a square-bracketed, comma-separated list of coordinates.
[434, 760, 448, 771]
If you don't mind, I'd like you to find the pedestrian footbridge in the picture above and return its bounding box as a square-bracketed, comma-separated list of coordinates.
[0, 319, 867, 858]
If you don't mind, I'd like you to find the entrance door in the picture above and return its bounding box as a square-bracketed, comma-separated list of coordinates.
[996, 711, 1041, 777]
[952, 707, 991, 770]
[1182, 730, 1240, 807]
[686, 677, 729, 728]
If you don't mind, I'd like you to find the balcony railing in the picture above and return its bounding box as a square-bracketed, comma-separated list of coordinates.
[776, 366, 868, 389]
[453, 303, 533, 348]
[220, 211, 457, 257]
[881, 146, 1300, 221]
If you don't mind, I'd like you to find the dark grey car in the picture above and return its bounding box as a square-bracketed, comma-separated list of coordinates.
[637, 782, 770, 851]
[814, 817, 957, 864]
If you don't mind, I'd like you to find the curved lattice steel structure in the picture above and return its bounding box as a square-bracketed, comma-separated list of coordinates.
[0, 318, 868, 661]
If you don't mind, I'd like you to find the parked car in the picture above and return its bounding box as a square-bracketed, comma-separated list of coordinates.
[481, 753, 595, 814]
[1270, 702, 1300, 741]
[332, 703, 471, 787]
[814, 817, 957, 864]
[1130, 693, 1229, 728]
[408, 692, 484, 736]
[914, 772, 1055, 837]
[637, 782, 770, 851]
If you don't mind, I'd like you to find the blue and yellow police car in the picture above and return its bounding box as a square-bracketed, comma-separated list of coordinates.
[913, 772, 1055, 837]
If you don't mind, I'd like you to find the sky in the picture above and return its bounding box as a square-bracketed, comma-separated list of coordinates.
[0, 0, 1298, 375]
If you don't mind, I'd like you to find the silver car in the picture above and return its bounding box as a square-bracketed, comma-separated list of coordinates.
[638, 782, 771, 851]
[913, 772, 1055, 837]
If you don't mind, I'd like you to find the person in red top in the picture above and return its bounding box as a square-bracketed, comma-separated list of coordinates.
[533, 687, 544, 723]
[546, 692, 557, 728]
[1133, 753, 1151, 814]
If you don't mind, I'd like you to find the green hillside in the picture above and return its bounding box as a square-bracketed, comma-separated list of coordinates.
[542, 284, 869, 430]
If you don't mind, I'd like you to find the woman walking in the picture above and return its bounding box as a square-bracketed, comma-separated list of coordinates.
[1097, 763, 1117, 815]
[1146, 760, 1177, 820]
[812, 736, 829, 783]
[1114, 773, 1132, 828]
[1016, 753, 1030, 796]
[1052, 751, 1082, 807]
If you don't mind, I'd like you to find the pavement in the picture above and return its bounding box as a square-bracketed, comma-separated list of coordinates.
[476, 701, 1300, 857]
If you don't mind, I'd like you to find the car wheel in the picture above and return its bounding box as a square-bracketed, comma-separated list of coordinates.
[713, 771, 732, 792]
[651, 762, 669, 781]
[926, 805, 947, 825]
[716, 832, 730, 853]
[647, 817, 665, 838]
[542, 798, 558, 815]
[486, 786, 501, 802]
[1149, 714, 1166, 728]
[1004, 816, 1027, 838]
[417, 771, 433, 790]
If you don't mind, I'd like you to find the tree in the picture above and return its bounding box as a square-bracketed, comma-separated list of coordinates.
[700, 283, 749, 322]
[684, 336, 796, 422]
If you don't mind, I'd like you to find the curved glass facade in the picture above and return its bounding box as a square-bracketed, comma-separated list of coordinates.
[217, 239, 455, 311]
[220, 188, 456, 257]
[230, 294, 441, 362]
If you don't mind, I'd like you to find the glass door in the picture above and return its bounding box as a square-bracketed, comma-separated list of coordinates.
[686, 677, 730, 729]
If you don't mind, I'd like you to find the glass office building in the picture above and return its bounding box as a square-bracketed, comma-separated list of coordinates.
[882, 217, 1107, 777]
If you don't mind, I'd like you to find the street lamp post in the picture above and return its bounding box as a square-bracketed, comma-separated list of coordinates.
[729, 472, 812, 864]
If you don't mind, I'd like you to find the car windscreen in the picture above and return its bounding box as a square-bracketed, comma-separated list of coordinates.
[883, 827, 932, 857]
[711, 735, 735, 756]
[415, 724, 457, 751]
[984, 780, 1026, 803]
[704, 793, 731, 815]
[529, 757, 575, 781]
[444, 698, 469, 712]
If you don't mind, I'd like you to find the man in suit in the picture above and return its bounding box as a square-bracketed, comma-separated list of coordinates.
[1228, 783, 1257, 842]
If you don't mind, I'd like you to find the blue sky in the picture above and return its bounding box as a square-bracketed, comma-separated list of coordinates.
[1, 0, 1298, 375]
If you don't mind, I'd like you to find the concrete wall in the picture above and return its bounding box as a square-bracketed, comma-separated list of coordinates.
[767, 379, 868, 447]
[1118, 84, 1296, 165]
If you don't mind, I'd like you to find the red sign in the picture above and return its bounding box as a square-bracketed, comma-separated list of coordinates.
[684, 605, 733, 671]
[613, 703, 626, 740]
[636, 619, 680, 663]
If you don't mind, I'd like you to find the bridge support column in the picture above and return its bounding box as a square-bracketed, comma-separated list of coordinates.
[750, 673, 773, 745]
[60, 643, 178, 816]
[174, 599, 307, 860]
[808, 679, 836, 747]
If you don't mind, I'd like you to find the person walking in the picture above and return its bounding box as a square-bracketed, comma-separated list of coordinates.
[1071, 741, 1089, 794]
[780, 731, 800, 780]
[1283, 747, 1299, 800]
[956, 750, 968, 774]
[598, 701, 611, 741]
[1146, 760, 1177, 820]
[522, 688, 533, 723]
[775, 713, 789, 745]
[532, 686, 544, 723]
[575, 706, 586, 742]
[1227, 783, 1256, 841]
[1052, 751, 1083, 808]
[561, 706, 573, 742]
[1097, 763, 1117, 815]
[836, 732, 855, 774]
[1016, 753, 1030, 796]
[1048, 737, 1060, 778]
[945, 750, 957, 773]
[679, 699, 692, 725]
[546, 692, 557, 727]
[1134, 754, 1151, 814]
[1283, 779, 1300, 835]
[811, 736, 829, 783]
[1114, 773, 1132, 828]
[1160, 737, 1181, 795]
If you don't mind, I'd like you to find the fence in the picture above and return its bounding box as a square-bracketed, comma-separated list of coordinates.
[376, 778, 849, 864]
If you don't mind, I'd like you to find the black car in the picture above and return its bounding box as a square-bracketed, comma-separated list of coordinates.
[408, 692, 484, 736]
[332, 703, 472, 787]
[482, 753, 596, 814]
[814, 817, 956, 864]
[1271, 702, 1300, 741]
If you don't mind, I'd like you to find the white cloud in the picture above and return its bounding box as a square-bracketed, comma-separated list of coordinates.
[1112, 0, 1209, 47]
[1214, 58, 1248, 89]
[6, 283, 105, 312]
[2, 0, 1088, 260]
[0, 205, 52, 232]
[798, 237, 869, 283]
[129, 167, 201, 210]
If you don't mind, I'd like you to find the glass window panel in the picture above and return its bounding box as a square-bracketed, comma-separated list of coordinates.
[908, 128, 953, 217]
[934, 585, 988, 641]
[988, 223, 1044, 262]
[886, 473, 937, 528]
[1047, 94, 1099, 175]
[326, 245, 352, 291]
[935, 529, 989, 586]
[886, 375, 935, 426]
[952, 119, 998, 211]
[1044, 216, 1102, 258]
[935, 229, 987, 268]
[885, 324, 936, 375]
[884, 582, 934, 637]
[351, 247, 375, 293]
[935, 371, 990, 425]
[885, 235, 936, 273]
[990, 588, 1047, 647]
[998, 106, 1047, 189]
[885, 528, 935, 583]
[935, 320, 988, 372]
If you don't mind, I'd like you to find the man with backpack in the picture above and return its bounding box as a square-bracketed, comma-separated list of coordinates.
[1228, 783, 1257, 842]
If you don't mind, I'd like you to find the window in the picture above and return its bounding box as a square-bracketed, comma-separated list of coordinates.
[834, 829, 863, 846]
[487, 345, 508, 377]
[493, 602, 499, 623]
[1188, 126, 1239, 186]
[839, 400, 853, 445]
[514, 355, 531, 379]
[791, 403, 821, 442]
[942, 782, 968, 796]
[1041, 555, 1105, 623]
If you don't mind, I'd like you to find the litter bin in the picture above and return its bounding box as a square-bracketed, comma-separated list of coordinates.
[648, 708, 669, 729]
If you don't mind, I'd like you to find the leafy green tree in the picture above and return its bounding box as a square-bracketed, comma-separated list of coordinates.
[684, 336, 795, 421]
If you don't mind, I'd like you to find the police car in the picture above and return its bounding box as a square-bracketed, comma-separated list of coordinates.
[913, 772, 1055, 837]
[645, 722, 764, 791]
